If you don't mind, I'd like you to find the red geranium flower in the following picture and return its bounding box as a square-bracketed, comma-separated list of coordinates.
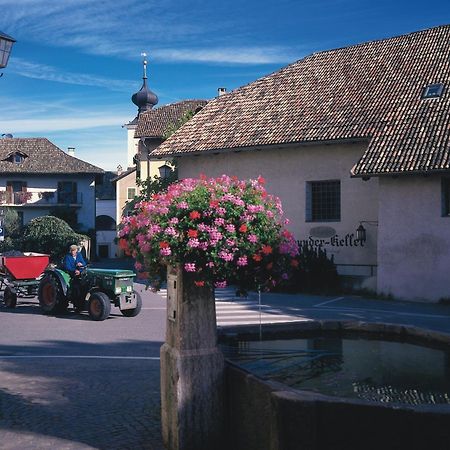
[252, 254, 262, 262]
[239, 224, 248, 233]
[194, 280, 205, 287]
[160, 241, 170, 249]
[188, 229, 198, 238]
[261, 245, 273, 255]
[190, 210, 201, 220]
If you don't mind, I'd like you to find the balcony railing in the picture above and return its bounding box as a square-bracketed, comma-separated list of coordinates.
[0, 190, 83, 206]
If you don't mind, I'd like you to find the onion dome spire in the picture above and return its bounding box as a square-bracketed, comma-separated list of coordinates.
[131, 53, 158, 114]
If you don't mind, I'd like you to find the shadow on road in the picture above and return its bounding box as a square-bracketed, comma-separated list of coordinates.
[0, 339, 164, 450]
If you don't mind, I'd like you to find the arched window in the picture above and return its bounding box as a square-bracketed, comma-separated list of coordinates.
[96, 215, 116, 230]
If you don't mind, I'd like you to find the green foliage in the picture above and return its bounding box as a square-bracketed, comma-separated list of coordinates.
[0, 208, 23, 253]
[162, 110, 195, 140]
[125, 161, 178, 213]
[21, 216, 88, 262]
[287, 242, 340, 294]
[50, 206, 78, 229]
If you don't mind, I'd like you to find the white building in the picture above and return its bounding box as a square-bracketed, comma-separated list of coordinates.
[0, 137, 103, 232]
[152, 25, 450, 303]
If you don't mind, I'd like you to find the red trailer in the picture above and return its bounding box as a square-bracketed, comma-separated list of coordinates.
[0, 252, 50, 308]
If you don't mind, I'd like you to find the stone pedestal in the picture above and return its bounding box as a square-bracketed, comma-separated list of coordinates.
[160, 266, 225, 450]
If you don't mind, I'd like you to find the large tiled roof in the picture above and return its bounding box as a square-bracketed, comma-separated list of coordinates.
[153, 25, 450, 176]
[134, 100, 208, 138]
[0, 138, 103, 174]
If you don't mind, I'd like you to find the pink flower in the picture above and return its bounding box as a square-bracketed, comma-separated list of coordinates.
[237, 256, 248, 266]
[218, 250, 233, 262]
[160, 247, 172, 256]
[225, 224, 235, 233]
[187, 238, 200, 248]
[248, 234, 258, 243]
[215, 281, 227, 288]
[184, 263, 196, 272]
[178, 201, 189, 209]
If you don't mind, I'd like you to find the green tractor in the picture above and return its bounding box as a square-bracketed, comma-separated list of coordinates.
[38, 267, 142, 321]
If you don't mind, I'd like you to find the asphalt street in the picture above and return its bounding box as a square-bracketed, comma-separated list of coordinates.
[1, 272, 450, 449]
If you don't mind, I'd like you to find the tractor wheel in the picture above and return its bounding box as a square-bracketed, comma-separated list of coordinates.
[120, 292, 142, 317]
[38, 274, 68, 314]
[3, 286, 17, 308]
[88, 292, 111, 321]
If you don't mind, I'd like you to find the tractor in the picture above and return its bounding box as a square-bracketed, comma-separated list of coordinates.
[38, 267, 141, 321]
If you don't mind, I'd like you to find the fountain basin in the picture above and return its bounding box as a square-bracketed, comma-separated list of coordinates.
[219, 321, 450, 450]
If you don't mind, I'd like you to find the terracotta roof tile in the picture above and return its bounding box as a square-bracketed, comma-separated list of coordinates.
[0, 138, 103, 174]
[134, 100, 208, 138]
[153, 25, 450, 176]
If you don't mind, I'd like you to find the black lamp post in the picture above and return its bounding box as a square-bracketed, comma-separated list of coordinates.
[0, 31, 16, 75]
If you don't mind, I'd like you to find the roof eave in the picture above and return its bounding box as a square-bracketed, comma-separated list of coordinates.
[351, 168, 450, 178]
[151, 137, 370, 158]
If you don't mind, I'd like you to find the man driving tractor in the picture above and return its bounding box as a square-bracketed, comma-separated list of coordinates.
[63, 244, 86, 277]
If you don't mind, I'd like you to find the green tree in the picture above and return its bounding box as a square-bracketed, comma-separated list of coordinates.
[21, 216, 88, 262]
[0, 208, 23, 252]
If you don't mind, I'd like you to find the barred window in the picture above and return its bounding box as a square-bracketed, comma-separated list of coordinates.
[442, 178, 450, 216]
[306, 180, 341, 222]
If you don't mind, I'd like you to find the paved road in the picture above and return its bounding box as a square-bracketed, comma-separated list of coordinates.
[0, 283, 166, 450]
[1, 275, 450, 450]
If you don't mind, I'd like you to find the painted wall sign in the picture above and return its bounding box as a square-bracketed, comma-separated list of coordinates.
[300, 233, 365, 248]
[309, 226, 336, 238]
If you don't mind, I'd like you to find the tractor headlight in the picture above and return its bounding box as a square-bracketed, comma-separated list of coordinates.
[126, 285, 133, 292]
[115, 287, 122, 294]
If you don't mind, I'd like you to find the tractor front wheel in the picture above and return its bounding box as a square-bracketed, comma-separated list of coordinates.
[120, 292, 142, 317]
[38, 274, 68, 314]
[3, 286, 17, 308]
[88, 292, 111, 321]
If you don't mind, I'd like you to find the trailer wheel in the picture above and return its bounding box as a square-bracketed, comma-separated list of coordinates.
[3, 286, 17, 308]
[38, 274, 68, 314]
[88, 292, 111, 321]
[120, 292, 142, 317]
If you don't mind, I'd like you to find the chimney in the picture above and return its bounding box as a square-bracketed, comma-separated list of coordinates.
[67, 147, 75, 157]
[117, 164, 123, 175]
[217, 87, 227, 97]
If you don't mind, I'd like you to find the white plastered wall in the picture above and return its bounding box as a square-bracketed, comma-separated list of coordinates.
[176, 142, 379, 286]
[377, 175, 450, 302]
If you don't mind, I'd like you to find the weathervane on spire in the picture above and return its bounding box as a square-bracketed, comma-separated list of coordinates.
[141, 52, 148, 79]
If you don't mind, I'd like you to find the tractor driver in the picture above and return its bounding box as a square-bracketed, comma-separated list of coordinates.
[63, 244, 87, 277]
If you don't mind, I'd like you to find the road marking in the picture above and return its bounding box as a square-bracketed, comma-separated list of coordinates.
[315, 297, 344, 307]
[0, 355, 160, 360]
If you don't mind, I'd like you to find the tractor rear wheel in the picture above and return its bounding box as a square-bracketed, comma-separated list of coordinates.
[3, 286, 17, 308]
[88, 292, 111, 321]
[38, 274, 68, 314]
[120, 292, 142, 317]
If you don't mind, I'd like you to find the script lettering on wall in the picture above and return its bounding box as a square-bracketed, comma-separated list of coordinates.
[300, 233, 365, 248]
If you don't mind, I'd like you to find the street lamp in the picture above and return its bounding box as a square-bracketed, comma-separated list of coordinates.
[356, 221, 378, 242]
[0, 31, 16, 75]
[158, 164, 172, 180]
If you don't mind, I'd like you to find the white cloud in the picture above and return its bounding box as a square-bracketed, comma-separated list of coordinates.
[9, 57, 135, 91]
[152, 46, 300, 64]
[0, 0, 300, 65]
[2, 115, 129, 133]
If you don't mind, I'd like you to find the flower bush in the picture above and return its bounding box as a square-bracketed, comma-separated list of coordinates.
[119, 175, 299, 291]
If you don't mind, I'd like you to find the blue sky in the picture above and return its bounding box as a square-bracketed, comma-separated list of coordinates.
[1, 0, 449, 171]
